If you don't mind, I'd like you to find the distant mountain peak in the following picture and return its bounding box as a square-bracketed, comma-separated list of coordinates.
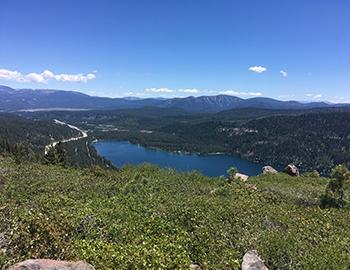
[0, 84, 345, 113]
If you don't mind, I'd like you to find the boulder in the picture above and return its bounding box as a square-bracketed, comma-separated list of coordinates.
[242, 250, 268, 270]
[234, 173, 249, 181]
[262, 166, 278, 175]
[8, 259, 95, 270]
[283, 164, 300, 177]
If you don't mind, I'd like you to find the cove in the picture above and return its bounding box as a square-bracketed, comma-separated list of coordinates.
[94, 141, 263, 177]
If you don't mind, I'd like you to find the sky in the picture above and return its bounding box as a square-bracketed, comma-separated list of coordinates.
[0, 0, 349, 102]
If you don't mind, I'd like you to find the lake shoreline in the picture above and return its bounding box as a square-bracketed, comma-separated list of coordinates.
[92, 140, 264, 177]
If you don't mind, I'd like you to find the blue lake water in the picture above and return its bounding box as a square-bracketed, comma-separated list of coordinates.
[94, 141, 263, 177]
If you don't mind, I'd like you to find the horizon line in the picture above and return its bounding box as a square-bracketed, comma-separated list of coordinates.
[0, 84, 343, 104]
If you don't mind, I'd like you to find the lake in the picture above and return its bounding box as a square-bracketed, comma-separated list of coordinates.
[94, 141, 263, 177]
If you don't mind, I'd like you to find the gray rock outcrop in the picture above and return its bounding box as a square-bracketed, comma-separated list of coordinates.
[262, 166, 278, 175]
[235, 173, 249, 181]
[242, 250, 268, 270]
[8, 259, 95, 270]
[190, 263, 201, 269]
[283, 164, 300, 177]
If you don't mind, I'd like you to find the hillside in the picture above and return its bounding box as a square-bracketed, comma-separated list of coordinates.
[0, 114, 108, 167]
[0, 85, 163, 112]
[0, 85, 339, 113]
[0, 113, 79, 157]
[17, 107, 350, 175]
[38, 108, 349, 175]
[153, 111, 350, 175]
[0, 157, 349, 269]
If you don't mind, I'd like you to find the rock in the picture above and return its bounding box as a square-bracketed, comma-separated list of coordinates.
[313, 170, 320, 175]
[234, 173, 249, 181]
[190, 263, 201, 269]
[283, 164, 300, 177]
[310, 170, 320, 178]
[242, 250, 268, 270]
[8, 259, 95, 270]
[0, 167, 9, 175]
[245, 183, 257, 191]
[0, 233, 7, 249]
[262, 166, 278, 175]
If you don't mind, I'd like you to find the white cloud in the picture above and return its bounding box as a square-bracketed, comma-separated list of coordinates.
[280, 70, 288, 77]
[145, 87, 174, 93]
[0, 68, 96, 83]
[143, 88, 261, 97]
[145, 88, 201, 94]
[248, 66, 267, 73]
[25, 70, 54, 83]
[0, 69, 24, 82]
[328, 96, 350, 103]
[306, 93, 323, 99]
[178, 88, 200, 93]
[122, 91, 147, 97]
[219, 90, 262, 97]
[54, 72, 96, 83]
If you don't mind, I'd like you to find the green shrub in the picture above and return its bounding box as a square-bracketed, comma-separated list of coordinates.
[321, 164, 350, 208]
[227, 167, 237, 183]
[303, 170, 320, 178]
[45, 142, 67, 166]
[1, 157, 350, 269]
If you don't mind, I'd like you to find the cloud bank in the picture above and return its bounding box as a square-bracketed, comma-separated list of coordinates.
[306, 93, 323, 99]
[127, 88, 262, 98]
[144, 88, 262, 97]
[0, 68, 96, 83]
[219, 90, 262, 97]
[145, 88, 200, 94]
[145, 88, 175, 93]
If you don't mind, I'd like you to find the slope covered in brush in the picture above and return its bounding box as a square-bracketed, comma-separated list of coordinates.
[0, 157, 349, 269]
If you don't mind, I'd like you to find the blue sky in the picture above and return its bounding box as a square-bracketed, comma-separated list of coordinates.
[0, 0, 349, 102]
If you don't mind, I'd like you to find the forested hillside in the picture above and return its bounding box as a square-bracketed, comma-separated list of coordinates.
[155, 111, 350, 175]
[0, 114, 109, 167]
[0, 113, 79, 146]
[17, 108, 350, 175]
[0, 113, 79, 162]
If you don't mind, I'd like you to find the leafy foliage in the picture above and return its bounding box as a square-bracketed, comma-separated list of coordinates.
[321, 164, 350, 208]
[0, 157, 349, 269]
[227, 167, 238, 183]
[45, 142, 67, 166]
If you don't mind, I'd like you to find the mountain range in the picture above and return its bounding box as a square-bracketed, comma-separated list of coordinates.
[0, 85, 345, 113]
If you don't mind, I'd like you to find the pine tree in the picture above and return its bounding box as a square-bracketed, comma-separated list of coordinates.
[321, 164, 350, 208]
[12, 142, 37, 164]
[45, 142, 67, 166]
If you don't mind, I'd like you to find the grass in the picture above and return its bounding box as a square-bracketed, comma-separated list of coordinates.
[0, 156, 349, 269]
